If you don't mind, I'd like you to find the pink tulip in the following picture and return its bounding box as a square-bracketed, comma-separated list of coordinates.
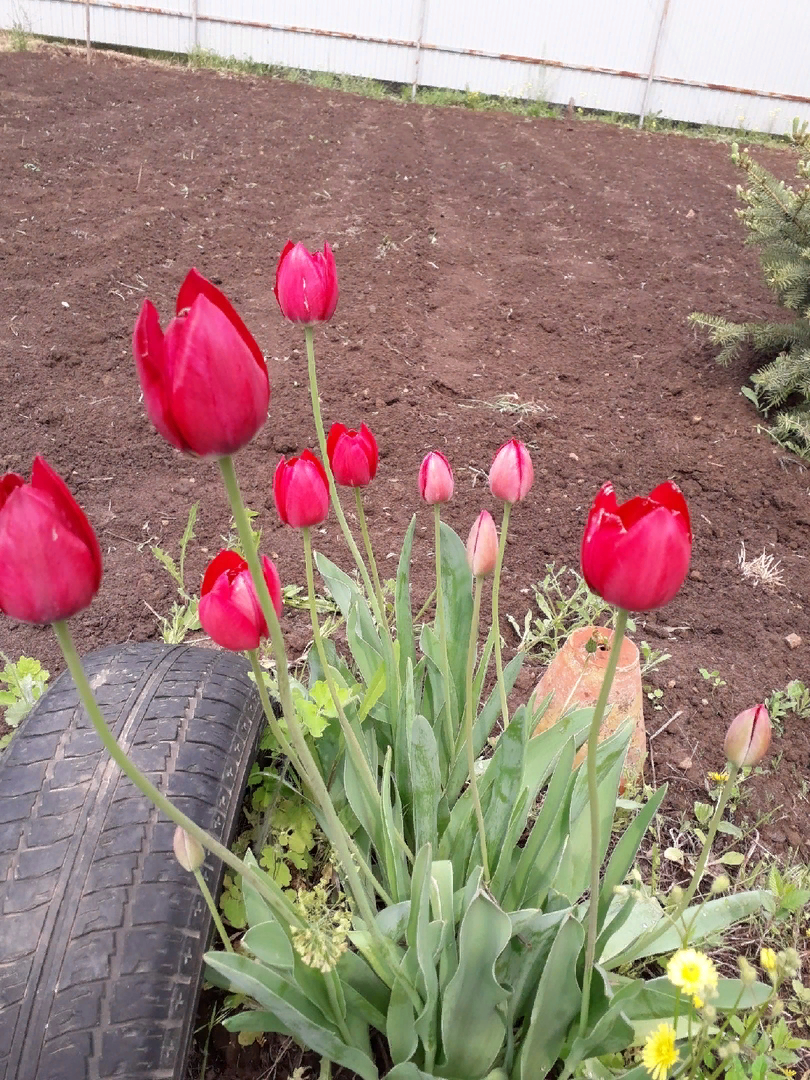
[274, 241, 339, 325]
[274, 450, 330, 528]
[327, 423, 379, 487]
[0, 456, 102, 623]
[133, 269, 269, 457]
[466, 511, 498, 577]
[173, 826, 205, 872]
[198, 549, 281, 652]
[419, 451, 454, 504]
[581, 481, 692, 611]
[724, 704, 772, 767]
[489, 439, 534, 503]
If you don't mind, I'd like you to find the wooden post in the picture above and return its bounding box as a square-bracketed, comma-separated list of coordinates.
[411, 0, 429, 101]
[638, 0, 671, 128]
[191, 0, 198, 51]
[85, 0, 91, 64]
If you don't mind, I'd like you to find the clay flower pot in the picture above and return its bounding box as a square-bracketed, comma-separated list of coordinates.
[531, 626, 646, 790]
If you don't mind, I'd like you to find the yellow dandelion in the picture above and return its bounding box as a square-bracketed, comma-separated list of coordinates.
[667, 948, 719, 999]
[692, 994, 704, 1009]
[709, 771, 729, 784]
[642, 1022, 678, 1080]
[761, 947, 778, 981]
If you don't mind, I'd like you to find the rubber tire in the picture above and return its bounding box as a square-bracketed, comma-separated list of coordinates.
[0, 641, 264, 1080]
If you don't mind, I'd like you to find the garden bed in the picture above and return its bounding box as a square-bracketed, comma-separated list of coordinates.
[0, 39, 809, 1075]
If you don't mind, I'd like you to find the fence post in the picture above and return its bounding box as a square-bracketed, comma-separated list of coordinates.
[411, 0, 429, 101]
[191, 0, 198, 51]
[85, 0, 91, 63]
[638, 0, 671, 128]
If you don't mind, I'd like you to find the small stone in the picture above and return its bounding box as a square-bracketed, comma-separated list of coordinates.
[692, 415, 702, 424]
[701, 698, 709, 706]
[667, 679, 676, 688]
[686, 208, 695, 219]
[785, 633, 802, 649]
[568, 452, 579, 461]
[677, 757, 692, 770]
[690, 570, 703, 581]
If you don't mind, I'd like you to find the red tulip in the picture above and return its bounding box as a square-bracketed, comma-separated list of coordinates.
[133, 269, 269, 457]
[466, 511, 498, 577]
[724, 704, 772, 767]
[198, 549, 281, 651]
[489, 439, 534, 503]
[274, 450, 330, 529]
[327, 423, 379, 487]
[0, 456, 102, 623]
[581, 481, 692, 611]
[419, 451, 454, 504]
[274, 241, 339, 325]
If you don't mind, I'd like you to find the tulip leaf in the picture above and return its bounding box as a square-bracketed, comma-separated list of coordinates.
[408, 713, 441, 855]
[242, 920, 294, 970]
[438, 887, 512, 1078]
[517, 915, 585, 1080]
[606, 889, 776, 967]
[344, 748, 382, 854]
[498, 908, 569, 1027]
[379, 748, 411, 903]
[315, 551, 382, 682]
[205, 952, 378, 1080]
[385, 1065, 436, 1080]
[553, 723, 632, 901]
[337, 949, 391, 1029]
[438, 520, 474, 718]
[387, 968, 420, 1064]
[395, 516, 418, 682]
[559, 965, 637, 1075]
[470, 706, 528, 879]
[221, 1009, 291, 1036]
[597, 783, 668, 933]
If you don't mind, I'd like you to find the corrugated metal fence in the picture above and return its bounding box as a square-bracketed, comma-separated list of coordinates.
[3, 0, 810, 134]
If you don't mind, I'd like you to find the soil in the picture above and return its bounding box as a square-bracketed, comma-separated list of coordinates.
[1, 42, 809, 1078]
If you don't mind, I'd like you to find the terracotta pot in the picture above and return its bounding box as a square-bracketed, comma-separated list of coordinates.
[531, 625, 645, 790]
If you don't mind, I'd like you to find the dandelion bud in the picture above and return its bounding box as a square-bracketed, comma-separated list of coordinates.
[173, 826, 205, 872]
[738, 956, 756, 985]
[783, 948, 800, 978]
[710, 874, 730, 894]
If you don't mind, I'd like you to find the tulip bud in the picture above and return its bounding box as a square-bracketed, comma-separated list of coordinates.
[0, 457, 103, 624]
[488, 439, 534, 503]
[173, 826, 205, 872]
[326, 423, 379, 487]
[274, 241, 339, 324]
[419, 451, 454, 504]
[724, 704, 771, 767]
[580, 480, 692, 611]
[273, 450, 330, 528]
[133, 269, 270, 457]
[466, 511, 498, 577]
[198, 549, 282, 652]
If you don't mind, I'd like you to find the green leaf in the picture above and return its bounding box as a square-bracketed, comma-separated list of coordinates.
[597, 784, 668, 933]
[408, 713, 441, 854]
[205, 952, 378, 1080]
[438, 520, 474, 718]
[517, 916, 585, 1080]
[242, 920, 294, 969]
[719, 851, 745, 866]
[395, 516, 418, 683]
[222, 1010, 291, 1036]
[316, 551, 383, 682]
[439, 887, 512, 1078]
[379, 748, 411, 903]
[337, 949, 390, 1030]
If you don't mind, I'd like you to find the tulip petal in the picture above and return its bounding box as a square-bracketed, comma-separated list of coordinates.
[199, 578, 262, 651]
[201, 549, 248, 596]
[133, 299, 190, 452]
[176, 268, 267, 372]
[592, 504, 691, 609]
[31, 456, 103, 592]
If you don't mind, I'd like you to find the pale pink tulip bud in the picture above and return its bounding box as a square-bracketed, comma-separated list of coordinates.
[466, 511, 498, 577]
[173, 826, 205, 872]
[419, 451, 454, 504]
[489, 438, 534, 503]
[724, 704, 772, 767]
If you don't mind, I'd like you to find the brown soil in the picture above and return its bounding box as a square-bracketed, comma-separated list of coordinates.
[1, 43, 809, 1077]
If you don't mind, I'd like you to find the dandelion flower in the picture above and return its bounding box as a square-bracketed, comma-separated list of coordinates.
[642, 1022, 678, 1080]
[709, 771, 729, 784]
[761, 947, 778, 981]
[667, 948, 718, 999]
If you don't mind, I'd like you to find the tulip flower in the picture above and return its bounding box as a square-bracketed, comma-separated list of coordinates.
[489, 439, 534, 503]
[274, 241, 339, 325]
[198, 549, 282, 652]
[133, 269, 270, 457]
[326, 423, 379, 487]
[466, 511, 498, 577]
[173, 826, 206, 872]
[581, 481, 692, 611]
[0, 456, 102, 624]
[274, 450, 330, 529]
[724, 704, 772, 766]
[419, 451, 454, 504]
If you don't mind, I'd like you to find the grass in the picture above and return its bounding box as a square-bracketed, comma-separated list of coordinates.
[1, 30, 798, 149]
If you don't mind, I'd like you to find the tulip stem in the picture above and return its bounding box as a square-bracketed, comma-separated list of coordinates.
[465, 576, 489, 880]
[193, 867, 234, 952]
[355, 488, 387, 635]
[492, 500, 512, 730]
[246, 649, 304, 776]
[578, 606, 629, 1038]
[218, 456, 407, 987]
[303, 326, 388, 638]
[433, 503, 456, 766]
[51, 619, 303, 931]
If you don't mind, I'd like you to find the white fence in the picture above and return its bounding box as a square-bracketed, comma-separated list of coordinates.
[3, 0, 810, 135]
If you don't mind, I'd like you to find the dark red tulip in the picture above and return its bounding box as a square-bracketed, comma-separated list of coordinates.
[326, 423, 379, 487]
[274, 242, 339, 325]
[273, 450, 330, 529]
[0, 456, 102, 623]
[581, 481, 692, 610]
[133, 269, 269, 457]
[198, 549, 281, 652]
